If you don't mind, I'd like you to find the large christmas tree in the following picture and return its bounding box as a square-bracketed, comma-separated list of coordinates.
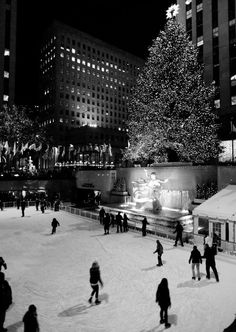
[124, 8, 220, 164]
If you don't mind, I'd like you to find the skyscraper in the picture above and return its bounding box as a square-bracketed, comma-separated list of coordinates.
[0, 0, 17, 107]
[177, 0, 236, 140]
[39, 21, 144, 152]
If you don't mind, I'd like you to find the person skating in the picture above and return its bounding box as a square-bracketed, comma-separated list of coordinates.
[35, 198, 40, 211]
[202, 243, 219, 282]
[110, 213, 115, 227]
[116, 212, 123, 233]
[0, 272, 12, 332]
[88, 261, 103, 305]
[23, 304, 40, 332]
[21, 199, 26, 217]
[142, 217, 149, 236]
[153, 240, 163, 266]
[104, 213, 110, 235]
[0, 258, 7, 272]
[0, 200, 3, 211]
[173, 221, 184, 246]
[16, 198, 21, 210]
[123, 213, 129, 232]
[189, 245, 202, 280]
[40, 199, 46, 214]
[51, 218, 60, 234]
[156, 278, 171, 329]
[99, 207, 105, 225]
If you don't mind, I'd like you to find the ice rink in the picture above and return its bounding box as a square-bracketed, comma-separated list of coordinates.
[1, 206, 236, 332]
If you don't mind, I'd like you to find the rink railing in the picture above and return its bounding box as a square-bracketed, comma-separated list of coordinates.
[58, 204, 193, 243]
[2, 201, 36, 208]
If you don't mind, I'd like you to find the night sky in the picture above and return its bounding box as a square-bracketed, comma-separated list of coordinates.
[15, 0, 175, 104]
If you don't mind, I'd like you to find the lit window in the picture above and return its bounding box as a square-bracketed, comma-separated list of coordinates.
[77, 66, 80, 71]
[3, 95, 9, 101]
[60, 52, 64, 58]
[4, 71, 9, 78]
[77, 58, 81, 64]
[87, 62, 91, 67]
[82, 60, 86, 65]
[72, 57, 75, 62]
[186, 10, 192, 19]
[92, 64, 95, 69]
[4, 49, 10, 56]
[97, 65, 100, 70]
[231, 96, 236, 105]
[101, 67, 104, 72]
[72, 48, 75, 54]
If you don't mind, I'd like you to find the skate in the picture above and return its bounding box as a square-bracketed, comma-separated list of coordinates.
[95, 299, 101, 305]
[160, 319, 165, 324]
[165, 323, 171, 329]
[88, 297, 92, 304]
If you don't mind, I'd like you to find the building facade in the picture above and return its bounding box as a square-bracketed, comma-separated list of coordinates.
[177, 0, 236, 140]
[39, 21, 144, 155]
[0, 0, 17, 107]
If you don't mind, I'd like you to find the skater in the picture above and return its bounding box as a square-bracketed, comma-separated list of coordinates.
[153, 240, 163, 266]
[104, 213, 110, 235]
[142, 217, 149, 236]
[173, 221, 184, 246]
[21, 199, 26, 217]
[88, 261, 103, 305]
[0, 258, 7, 272]
[40, 199, 46, 214]
[123, 213, 129, 232]
[35, 198, 40, 211]
[156, 278, 171, 329]
[16, 197, 21, 209]
[189, 245, 202, 280]
[0, 272, 12, 332]
[203, 243, 219, 282]
[116, 212, 123, 233]
[99, 207, 105, 225]
[110, 213, 115, 227]
[0, 200, 3, 211]
[23, 304, 40, 332]
[54, 199, 60, 211]
[51, 218, 60, 234]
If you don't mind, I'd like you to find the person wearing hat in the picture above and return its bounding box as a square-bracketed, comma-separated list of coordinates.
[153, 240, 163, 266]
[23, 304, 40, 332]
[88, 261, 103, 305]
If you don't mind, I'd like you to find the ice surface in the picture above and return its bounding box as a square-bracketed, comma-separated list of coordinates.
[0, 206, 236, 332]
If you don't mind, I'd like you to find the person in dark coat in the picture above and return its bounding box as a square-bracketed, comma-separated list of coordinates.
[142, 217, 149, 236]
[51, 218, 60, 234]
[88, 261, 103, 305]
[110, 213, 115, 227]
[173, 221, 184, 246]
[0, 272, 12, 332]
[189, 245, 202, 280]
[202, 244, 219, 282]
[0, 200, 3, 211]
[35, 198, 40, 211]
[99, 207, 105, 225]
[116, 212, 123, 233]
[123, 213, 129, 232]
[156, 278, 171, 328]
[0, 258, 7, 272]
[153, 240, 163, 266]
[16, 198, 21, 209]
[40, 199, 46, 214]
[21, 200, 26, 217]
[23, 304, 39, 332]
[54, 199, 60, 212]
[104, 213, 110, 235]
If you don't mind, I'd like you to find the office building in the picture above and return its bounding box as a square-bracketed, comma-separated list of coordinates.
[39, 21, 144, 153]
[177, 0, 236, 140]
[0, 0, 17, 107]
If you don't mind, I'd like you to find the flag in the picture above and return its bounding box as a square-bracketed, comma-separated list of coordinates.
[108, 143, 112, 157]
[13, 142, 17, 156]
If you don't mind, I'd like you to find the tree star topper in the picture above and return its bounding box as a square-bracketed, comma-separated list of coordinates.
[166, 4, 179, 19]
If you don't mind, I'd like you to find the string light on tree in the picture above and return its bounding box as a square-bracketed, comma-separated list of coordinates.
[166, 4, 179, 19]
